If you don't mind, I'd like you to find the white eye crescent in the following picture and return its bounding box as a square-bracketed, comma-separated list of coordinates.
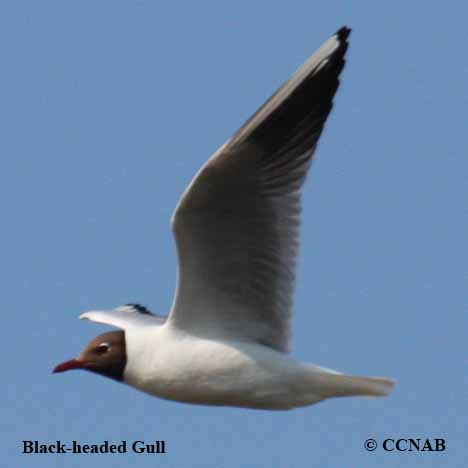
[96, 342, 110, 354]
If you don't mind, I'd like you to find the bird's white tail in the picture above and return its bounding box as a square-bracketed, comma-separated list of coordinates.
[312, 371, 395, 398]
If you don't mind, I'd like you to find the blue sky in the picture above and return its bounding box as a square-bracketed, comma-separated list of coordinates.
[2, 2, 467, 467]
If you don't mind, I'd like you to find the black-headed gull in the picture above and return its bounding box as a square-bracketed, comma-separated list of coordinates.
[54, 27, 395, 410]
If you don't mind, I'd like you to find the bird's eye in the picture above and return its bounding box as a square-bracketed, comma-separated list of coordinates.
[95, 343, 110, 355]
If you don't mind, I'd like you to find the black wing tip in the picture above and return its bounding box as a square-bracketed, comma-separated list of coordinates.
[125, 303, 154, 315]
[336, 26, 352, 42]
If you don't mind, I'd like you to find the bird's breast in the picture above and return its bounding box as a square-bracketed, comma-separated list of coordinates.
[122, 325, 305, 409]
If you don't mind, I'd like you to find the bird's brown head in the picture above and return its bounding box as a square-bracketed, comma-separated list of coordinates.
[53, 331, 126, 381]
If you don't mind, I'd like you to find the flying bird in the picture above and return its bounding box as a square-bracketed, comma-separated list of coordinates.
[54, 27, 395, 410]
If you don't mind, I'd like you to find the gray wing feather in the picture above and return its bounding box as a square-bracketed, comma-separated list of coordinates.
[169, 28, 350, 352]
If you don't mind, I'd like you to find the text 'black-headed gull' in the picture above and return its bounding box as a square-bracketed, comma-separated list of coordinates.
[54, 27, 395, 410]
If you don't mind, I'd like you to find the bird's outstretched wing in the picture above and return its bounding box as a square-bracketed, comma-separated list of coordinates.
[168, 27, 351, 352]
[80, 304, 166, 330]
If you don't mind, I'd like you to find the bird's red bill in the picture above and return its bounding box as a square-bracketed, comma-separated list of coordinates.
[53, 358, 85, 373]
